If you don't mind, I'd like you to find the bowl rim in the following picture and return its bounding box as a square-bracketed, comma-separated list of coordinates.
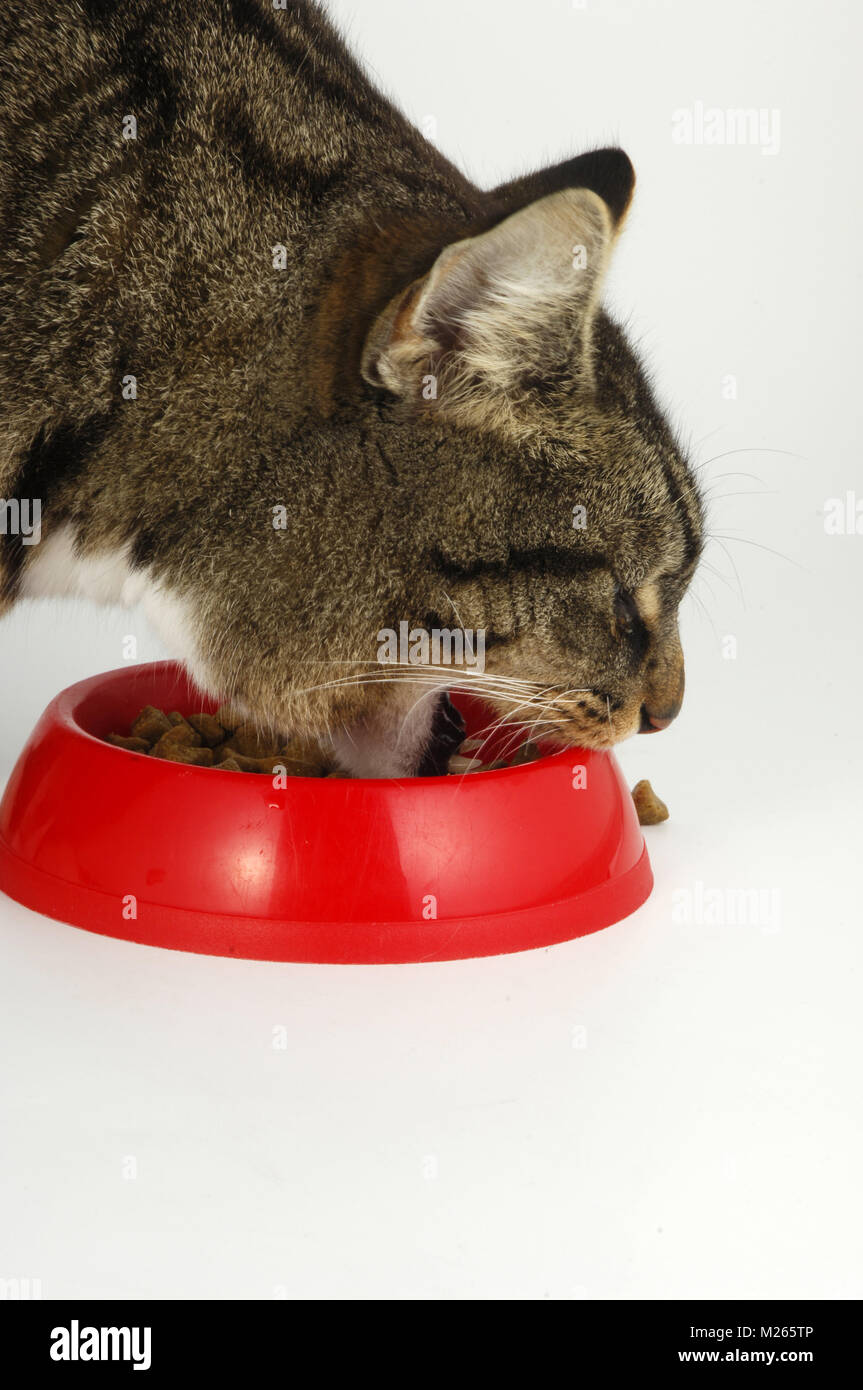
[58, 660, 591, 789]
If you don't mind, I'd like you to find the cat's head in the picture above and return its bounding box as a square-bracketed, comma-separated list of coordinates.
[359, 150, 703, 749]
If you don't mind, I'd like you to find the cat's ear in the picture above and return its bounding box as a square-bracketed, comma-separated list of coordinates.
[488, 147, 635, 228]
[361, 186, 614, 408]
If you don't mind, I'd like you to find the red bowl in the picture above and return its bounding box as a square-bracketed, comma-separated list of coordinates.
[0, 662, 652, 963]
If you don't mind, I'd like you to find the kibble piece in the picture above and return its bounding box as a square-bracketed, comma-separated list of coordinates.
[459, 737, 484, 753]
[448, 755, 484, 774]
[157, 721, 202, 749]
[509, 740, 541, 766]
[166, 713, 203, 743]
[631, 779, 669, 826]
[240, 754, 281, 775]
[213, 746, 260, 772]
[216, 757, 242, 772]
[187, 712, 227, 747]
[229, 723, 281, 759]
[130, 705, 173, 745]
[215, 704, 245, 733]
[150, 742, 214, 767]
[106, 733, 151, 753]
[278, 736, 330, 777]
[253, 757, 293, 775]
[149, 727, 203, 762]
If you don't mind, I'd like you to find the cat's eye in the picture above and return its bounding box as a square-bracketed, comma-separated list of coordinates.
[613, 588, 640, 633]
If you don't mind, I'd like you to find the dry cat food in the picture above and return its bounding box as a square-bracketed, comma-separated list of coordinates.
[106, 712, 667, 809]
[631, 778, 670, 825]
[105, 705, 331, 775]
[105, 708, 544, 777]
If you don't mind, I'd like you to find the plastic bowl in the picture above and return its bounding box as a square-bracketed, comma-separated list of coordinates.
[0, 661, 652, 963]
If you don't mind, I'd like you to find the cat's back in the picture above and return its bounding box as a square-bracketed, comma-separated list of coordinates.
[0, 0, 410, 277]
[0, 0, 468, 269]
[0, 0, 473, 486]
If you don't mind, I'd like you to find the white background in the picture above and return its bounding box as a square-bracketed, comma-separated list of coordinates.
[1, 0, 860, 1298]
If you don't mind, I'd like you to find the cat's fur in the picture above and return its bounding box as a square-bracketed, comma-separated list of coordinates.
[0, 0, 703, 775]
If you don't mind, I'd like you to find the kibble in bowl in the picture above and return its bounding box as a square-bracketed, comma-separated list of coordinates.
[105, 706, 545, 778]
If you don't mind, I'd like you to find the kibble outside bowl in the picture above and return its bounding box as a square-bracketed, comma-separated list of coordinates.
[0, 661, 652, 963]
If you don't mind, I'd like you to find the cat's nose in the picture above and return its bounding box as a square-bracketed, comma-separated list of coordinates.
[638, 702, 679, 734]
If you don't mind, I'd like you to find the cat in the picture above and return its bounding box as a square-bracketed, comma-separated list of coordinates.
[0, 0, 703, 777]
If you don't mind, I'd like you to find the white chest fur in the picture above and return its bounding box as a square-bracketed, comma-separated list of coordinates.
[20, 523, 210, 691]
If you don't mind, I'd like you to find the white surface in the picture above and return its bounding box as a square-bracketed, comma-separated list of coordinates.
[1, 0, 861, 1299]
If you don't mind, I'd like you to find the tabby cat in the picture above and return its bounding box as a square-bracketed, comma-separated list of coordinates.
[0, 0, 703, 776]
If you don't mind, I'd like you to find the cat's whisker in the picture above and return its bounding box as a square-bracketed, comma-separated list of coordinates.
[705, 489, 779, 502]
[695, 556, 739, 598]
[704, 536, 747, 606]
[711, 531, 806, 570]
[464, 698, 560, 760]
[685, 581, 719, 639]
[278, 671, 554, 723]
[443, 678, 572, 763]
[692, 425, 723, 450]
[441, 589, 470, 639]
[465, 681, 589, 758]
[699, 448, 804, 470]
